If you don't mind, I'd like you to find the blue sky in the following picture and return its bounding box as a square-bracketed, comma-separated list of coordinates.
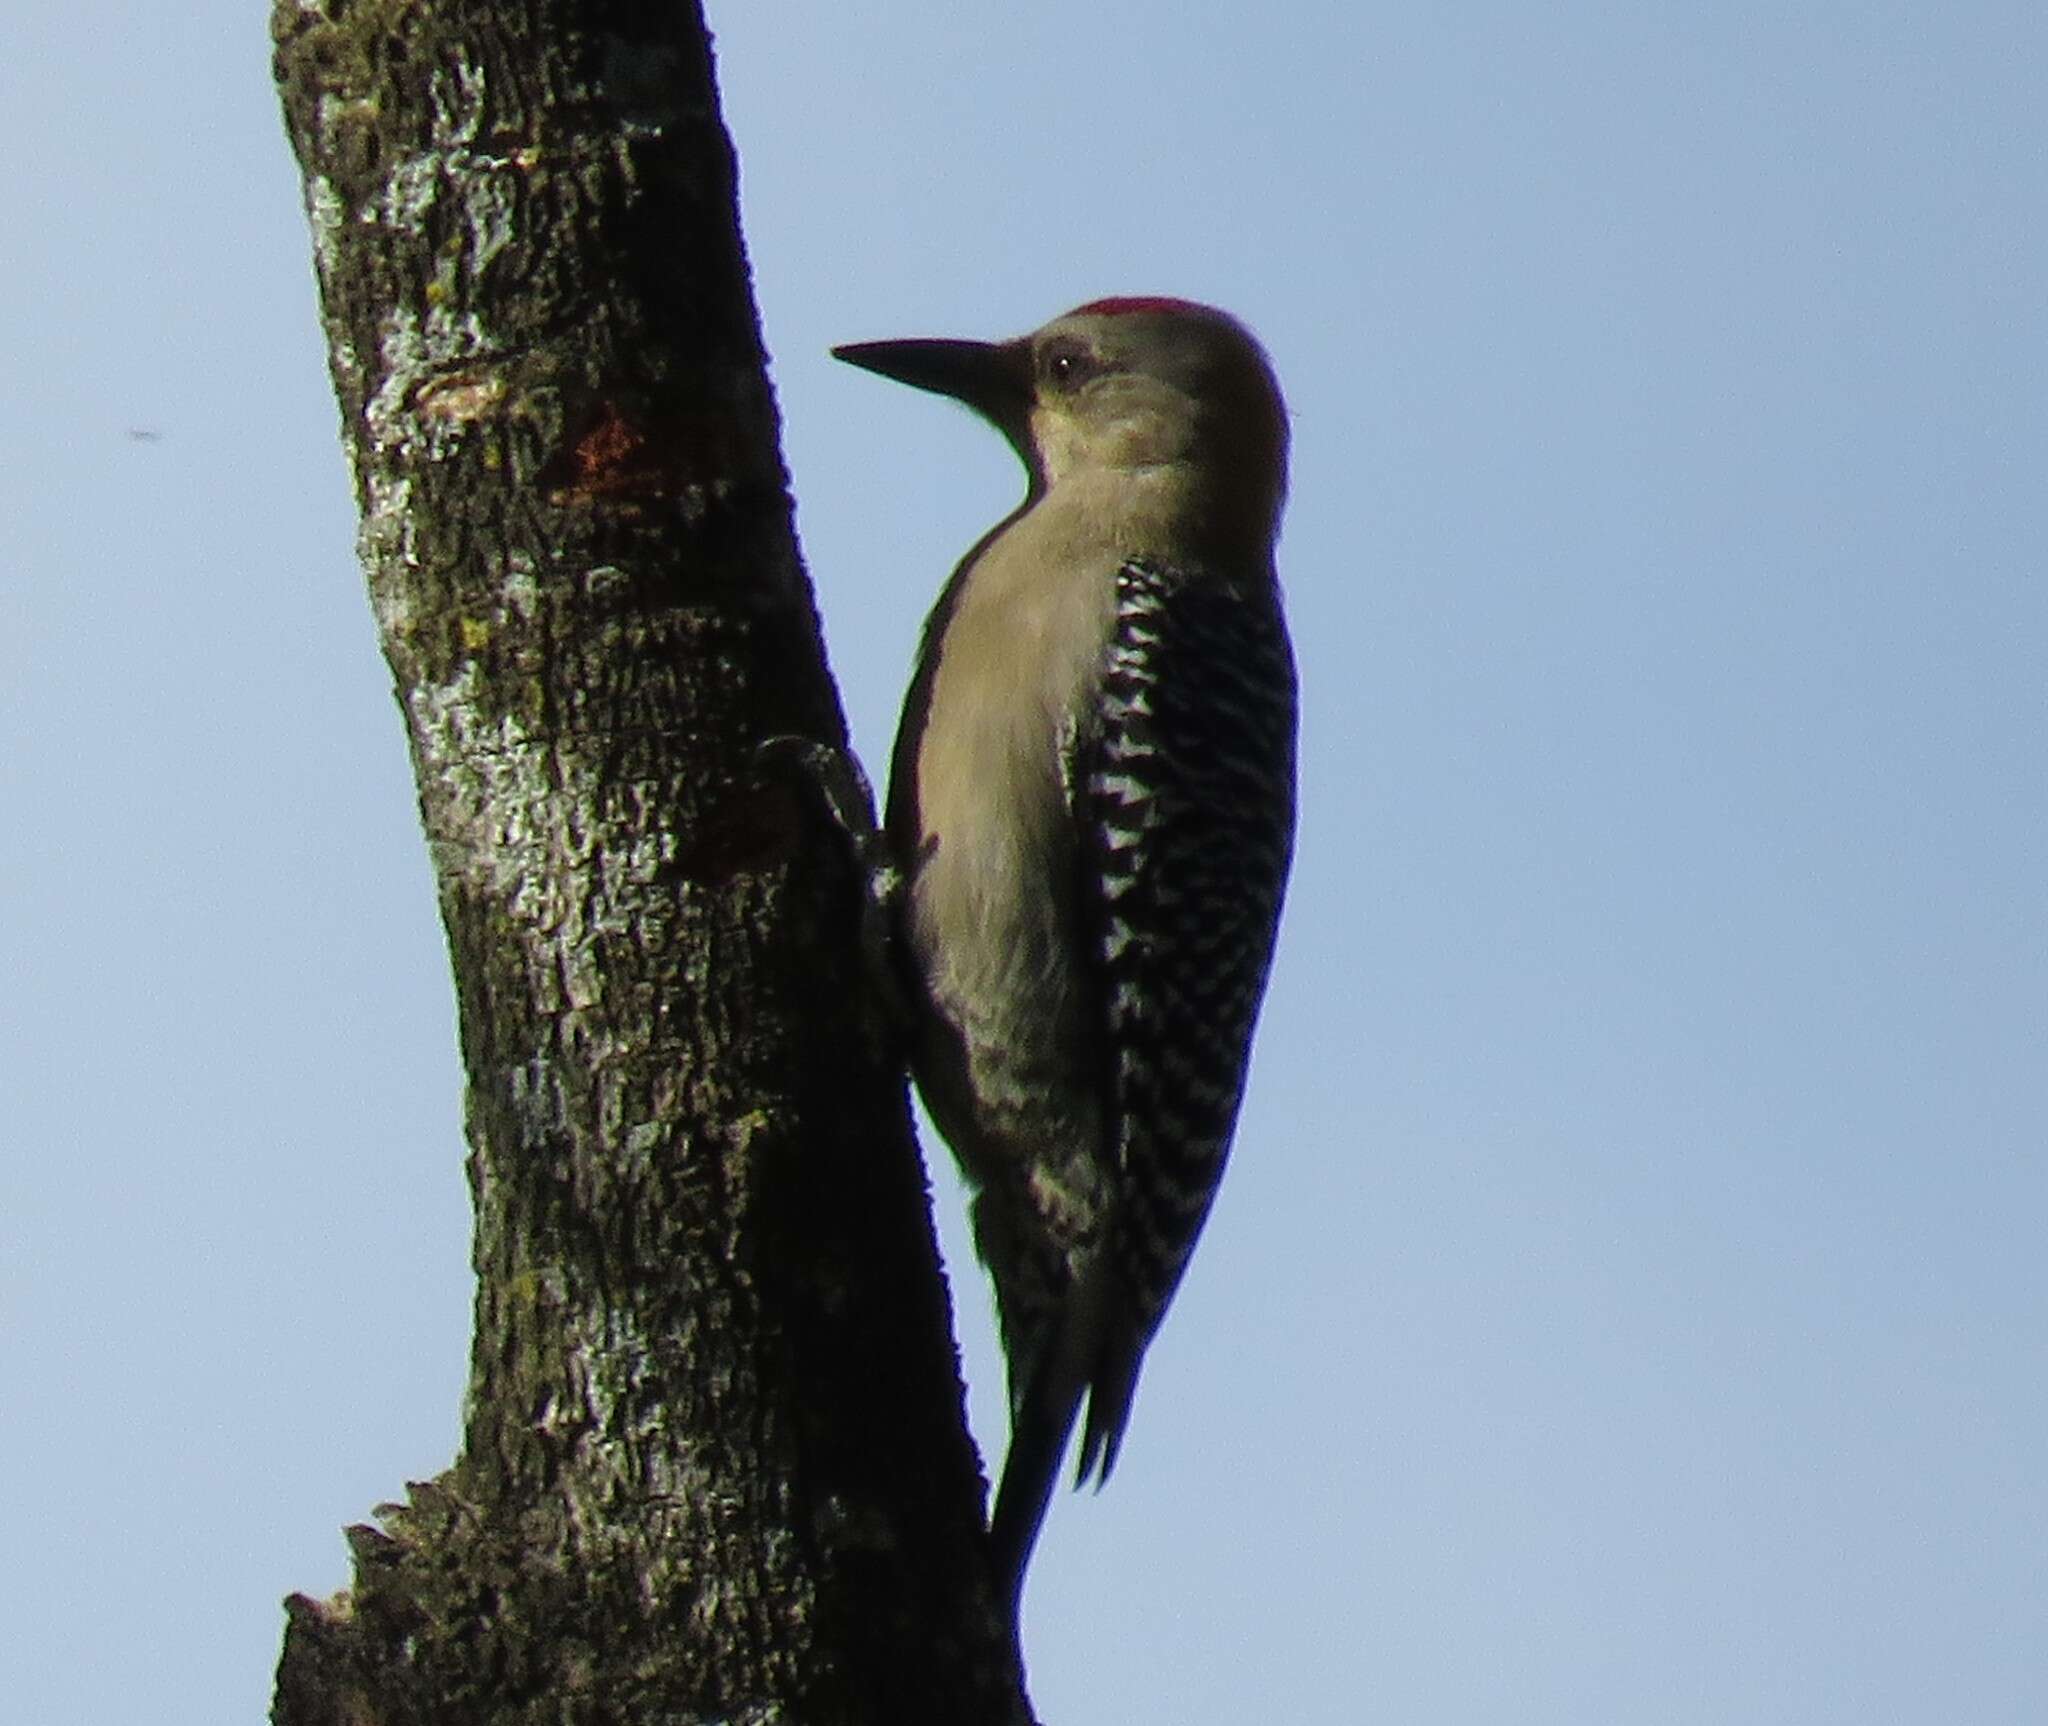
[4, 5, 2044, 1722]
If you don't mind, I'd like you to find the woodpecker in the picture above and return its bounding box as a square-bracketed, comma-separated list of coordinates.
[835, 298, 1296, 1611]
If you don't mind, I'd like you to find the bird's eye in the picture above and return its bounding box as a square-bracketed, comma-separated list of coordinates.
[1039, 340, 1096, 388]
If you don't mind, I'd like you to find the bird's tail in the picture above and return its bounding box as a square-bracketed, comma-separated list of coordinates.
[987, 1255, 1146, 1613]
[988, 1354, 1085, 1617]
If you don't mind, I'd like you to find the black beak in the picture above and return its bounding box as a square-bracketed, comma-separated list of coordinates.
[832, 337, 1032, 434]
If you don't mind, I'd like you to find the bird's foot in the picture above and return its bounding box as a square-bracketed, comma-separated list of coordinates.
[757, 735, 911, 1030]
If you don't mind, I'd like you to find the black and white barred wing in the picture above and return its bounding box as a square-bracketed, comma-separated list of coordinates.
[1074, 556, 1298, 1477]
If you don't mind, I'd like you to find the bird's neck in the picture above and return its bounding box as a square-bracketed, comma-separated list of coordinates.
[1030, 459, 1265, 571]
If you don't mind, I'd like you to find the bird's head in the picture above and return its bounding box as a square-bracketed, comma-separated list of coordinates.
[835, 297, 1287, 553]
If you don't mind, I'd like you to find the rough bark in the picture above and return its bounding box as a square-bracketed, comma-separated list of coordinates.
[271, 4, 1026, 1721]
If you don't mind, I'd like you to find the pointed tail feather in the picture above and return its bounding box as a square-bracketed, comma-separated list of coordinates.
[988, 1358, 1086, 1616]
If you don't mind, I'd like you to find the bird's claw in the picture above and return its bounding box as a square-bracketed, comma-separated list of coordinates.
[757, 735, 911, 1032]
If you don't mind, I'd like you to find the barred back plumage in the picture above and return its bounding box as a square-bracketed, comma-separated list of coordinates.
[1072, 557, 1296, 1480]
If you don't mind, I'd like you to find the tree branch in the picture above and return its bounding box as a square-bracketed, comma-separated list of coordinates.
[271, 4, 1025, 1720]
